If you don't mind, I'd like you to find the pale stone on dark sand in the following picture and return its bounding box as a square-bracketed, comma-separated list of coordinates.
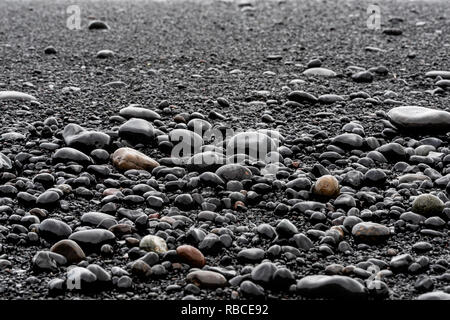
[387, 106, 450, 131]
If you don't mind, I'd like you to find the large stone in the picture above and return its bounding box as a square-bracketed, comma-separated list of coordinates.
[411, 194, 444, 217]
[52, 147, 92, 166]
[119, 105, 161, 121]
[0, 91, 37, 101]
[425, 71, 450, 79]
[187, 151, 226, 173]
[296, 275, 367, 299]
[215, 164, 253, 181]
[331, 133, 364, 149]
[62, 124, 110, 151]
[38, 218, 72, 241]
[168, 129, 203, 157]
[351, 222, 390, 244]
[176, 245, 206, 268]
[226, 131, 277, 161]
[111, 147, 159, 171]
[50, 239, 86, 263]
[186, 270, 227, 288]
[69, 229, 115, 251]
[313, 175, 340, 198]
[139, 235, 168, 254]
[387, 106, 450, 132]
[0, 152, 12, 170]
[118, 118, 155, 144]
[80, 212, 118, 229]
[302, 68, 337, 77]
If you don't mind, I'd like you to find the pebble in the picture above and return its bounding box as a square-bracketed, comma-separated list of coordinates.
[119, 118, 155, 144]
[411, 194, 444, 217]
[313, 175, 340, 198]
[302, 68, 336, 77]
[176, 245, 206, 268]
[351, 222, 390, 244]
[111, 147, 160, 171]
[388, 106, 450, 131]
[186, 270, 227, 288]
[296, 275, 367, 299]
[139, 235, 168, 253]
[38, 219, 72, 241]
[50, 239, 86, 263]
[119, 105, 161, 121]
[69, 229, 115, 251]
[63, 124, 110, 151]
[0, 90, 37, 101]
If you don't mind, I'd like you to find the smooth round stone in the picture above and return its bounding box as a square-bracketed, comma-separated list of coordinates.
[400, 212, 426, 224]
[168, 129, 203, 157]
[33, 173, 55, 187]
[226, 132, 277, 161]
[186, 270, 227, 288]
[96, 49, 115, 58]
[237, 248, 265, 263]
[302, 68, 336, 77]
[251, 262, 277, 284]
[398, 174, 431, 184]
[240, 280, 265, 297]
[351, 222, 390, 244]
[130, 260, 152, 278]
[36, 190, 60, 207]
[412, 241, 433, 252]
[376, 143, 406, 161]
[276, 219, 298, 238]
[111, 147, 159, 171]
[313, 175, 340, 198]
[417, 291, 450, 300]
[44, 46, 57, 54]
[62, 124, 110, 151]
[256, 224, 276, 239]
[286, 177, 311, 190]
[296, 275, 367, 299]
[425, 71, 450, 79]
[139, 235, 168, 253]
[80, 212, 118, 229]
[66, 267, 97, 289]
[215, 164, 253, 181]
[50, 239, 86, 263]
[287, 90, 318, 104]
[331, 133, 364, 149]
[119, 118, 154, 144]
[0, 90, 37, 101]
[119, 106, 161, 121]
[32, 251, 67, 272]
[0, 152, 12, 170]
[364, 169, 387, 185]
[176, 245, 206, 268]
[352, 71, 374, 83]
[87, 264, 111, 283]
[52, 148, 92, 166]
[412, 194, 444, 217]
[186, 151, 225, 173]
[390, 254, 413, 271]
[387, 106, 450, 131]
[174, 194, 194, 210]
[187, 118, 212, 133]
[69, 229, 115, 250]
[104, 81, 126, 88]
[318, 94, 345, 104]
[38, 218, 72, 241]
[88, 20, 109, 30]
[1, 132, 26, 141]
